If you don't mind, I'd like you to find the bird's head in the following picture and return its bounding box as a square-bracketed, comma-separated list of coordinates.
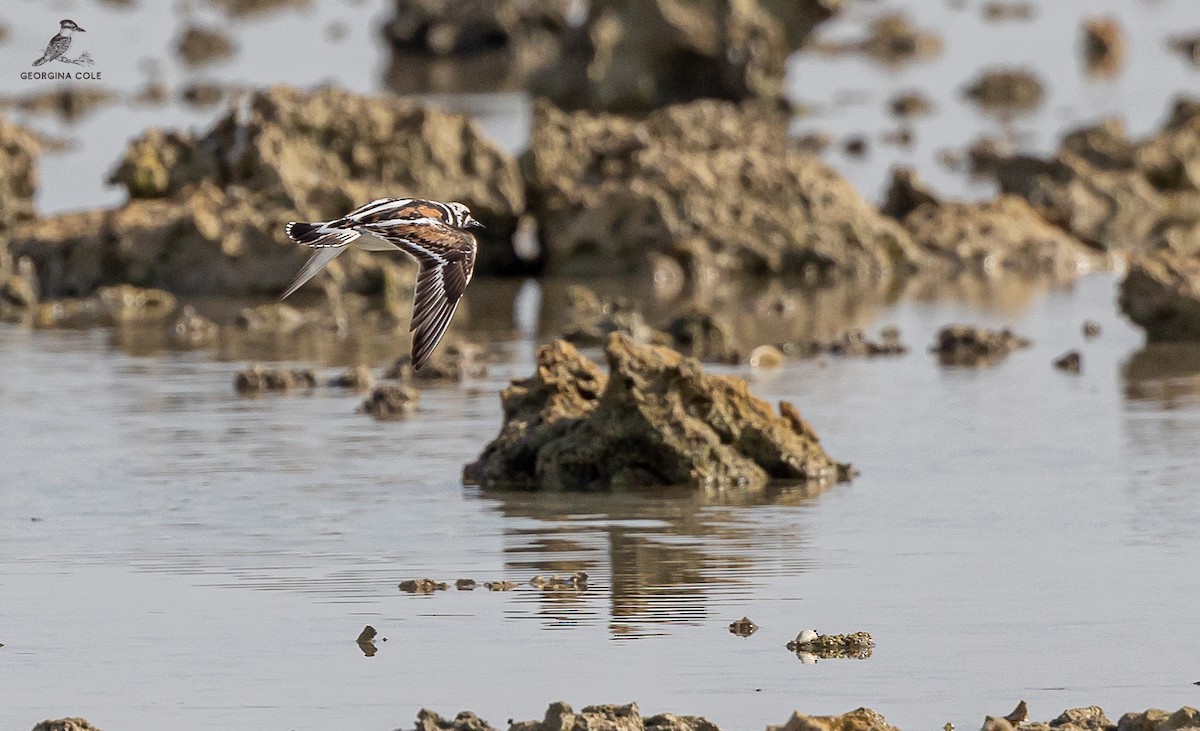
[447, 202, 484, 230]
[60, 19, 85, 32]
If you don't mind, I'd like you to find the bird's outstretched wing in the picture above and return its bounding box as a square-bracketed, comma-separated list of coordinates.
[363, 220, 477, 369]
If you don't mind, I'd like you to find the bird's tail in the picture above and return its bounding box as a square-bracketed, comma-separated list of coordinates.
[285, 221, 331, 246]
[32, 56, 48, 67]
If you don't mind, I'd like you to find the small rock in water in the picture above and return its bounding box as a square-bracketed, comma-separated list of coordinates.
[1083, 18, 1124, 77]
[30, 719, 105, 731]
[728, 617, 758, 637]
[1054, 351, 1082, 374]
[356, 625, 378, 656]
[485, 581, 518, 591]
[359, 383, 420, 420]
[843, 136, 868, 157]
[931, 325, 1030, 367]
[455, 579, 477, 591]
[234, 365, 317, 395]
[1083, 320, 1101, 338]
[786, 629, 874, 659]
[398, 578, 447, 594]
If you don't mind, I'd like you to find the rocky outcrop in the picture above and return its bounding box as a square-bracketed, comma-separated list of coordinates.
[0, 116, 39, 240]
[904, 195, 1102, 278]
[1119, 250, 1200, 341]
[529, 0, 798, 112]
[463, 333, 848, 491]
[510, 702, 720, 731]
[522, 100, 924, 280]
[14, 86, 528, 298]
[991, 98, 1200, 252]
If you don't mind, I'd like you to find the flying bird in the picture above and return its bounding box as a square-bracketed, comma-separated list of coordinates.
[33, 19, 85, 67]
[283, 197, 483, 369]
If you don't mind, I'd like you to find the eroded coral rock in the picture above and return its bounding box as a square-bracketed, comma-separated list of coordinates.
[901, 194, 1102, 279]
[523, 100, 923, 281]
[786, 630, 875, 659]
[463, 333, 847, 491]
[415, 709, 496, 731]
[932, 325, 1031, 367]
[990, 99, 1200, 253]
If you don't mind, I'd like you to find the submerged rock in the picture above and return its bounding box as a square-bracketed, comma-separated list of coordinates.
[399, 578, 447, 593]
[786, 629, 875, 659]
[360, 383, 421, 419]
[234, 365, 317, 394]
[729, 617, 758, 637]
[523, 100, 923, 281]
[463, 333, 848, 491]
[31, 720, 104, 731]
[932, 325, 1031, 367]
[1054, 350, 1082, 374]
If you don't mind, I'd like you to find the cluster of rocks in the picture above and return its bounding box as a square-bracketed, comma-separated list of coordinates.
[931, 325, 1031, 367]
[397, 575, 566, 593]
[463, 333, 850, 491]
[401, 704, 1200, 731]
[383, 0, 839, 107]
[7, 85, 526, 300]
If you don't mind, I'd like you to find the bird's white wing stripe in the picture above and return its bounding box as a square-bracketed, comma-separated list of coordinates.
[347, 198, 407, 219]
[279, 245, 350, 300]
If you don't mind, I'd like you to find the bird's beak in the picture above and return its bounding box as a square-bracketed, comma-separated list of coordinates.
[469, 219, 485, 230]
[77, 27, 87, 32]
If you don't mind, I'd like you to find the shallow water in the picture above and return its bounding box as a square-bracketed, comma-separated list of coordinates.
[4, 0, 1200, 729]
[3, 273, 1200, 731]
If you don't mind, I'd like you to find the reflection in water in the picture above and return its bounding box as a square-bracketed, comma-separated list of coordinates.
[1121, 344, 1200, 545]
[479, 483, 833, 639]
[1122, 344, 1200, 407]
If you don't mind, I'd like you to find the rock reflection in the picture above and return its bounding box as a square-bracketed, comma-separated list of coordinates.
[1122, 344, 1200, 407]
[481, 482, 833, 638]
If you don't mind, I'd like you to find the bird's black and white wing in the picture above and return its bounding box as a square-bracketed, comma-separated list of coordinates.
[362, 220, 477, 369]
[33, 34, 71, 66]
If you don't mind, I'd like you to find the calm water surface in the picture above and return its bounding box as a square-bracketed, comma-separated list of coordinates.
[2, 274, 1200, 731]
[3, 0, 1200, 728]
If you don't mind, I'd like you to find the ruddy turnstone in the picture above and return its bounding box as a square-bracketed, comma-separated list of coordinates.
[33, 20, 85, 67]
[283, 197, 483, 369]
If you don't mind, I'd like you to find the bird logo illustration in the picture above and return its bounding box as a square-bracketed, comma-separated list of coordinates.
[32, 19, 87, 66]
[283, 198, 484, 370]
